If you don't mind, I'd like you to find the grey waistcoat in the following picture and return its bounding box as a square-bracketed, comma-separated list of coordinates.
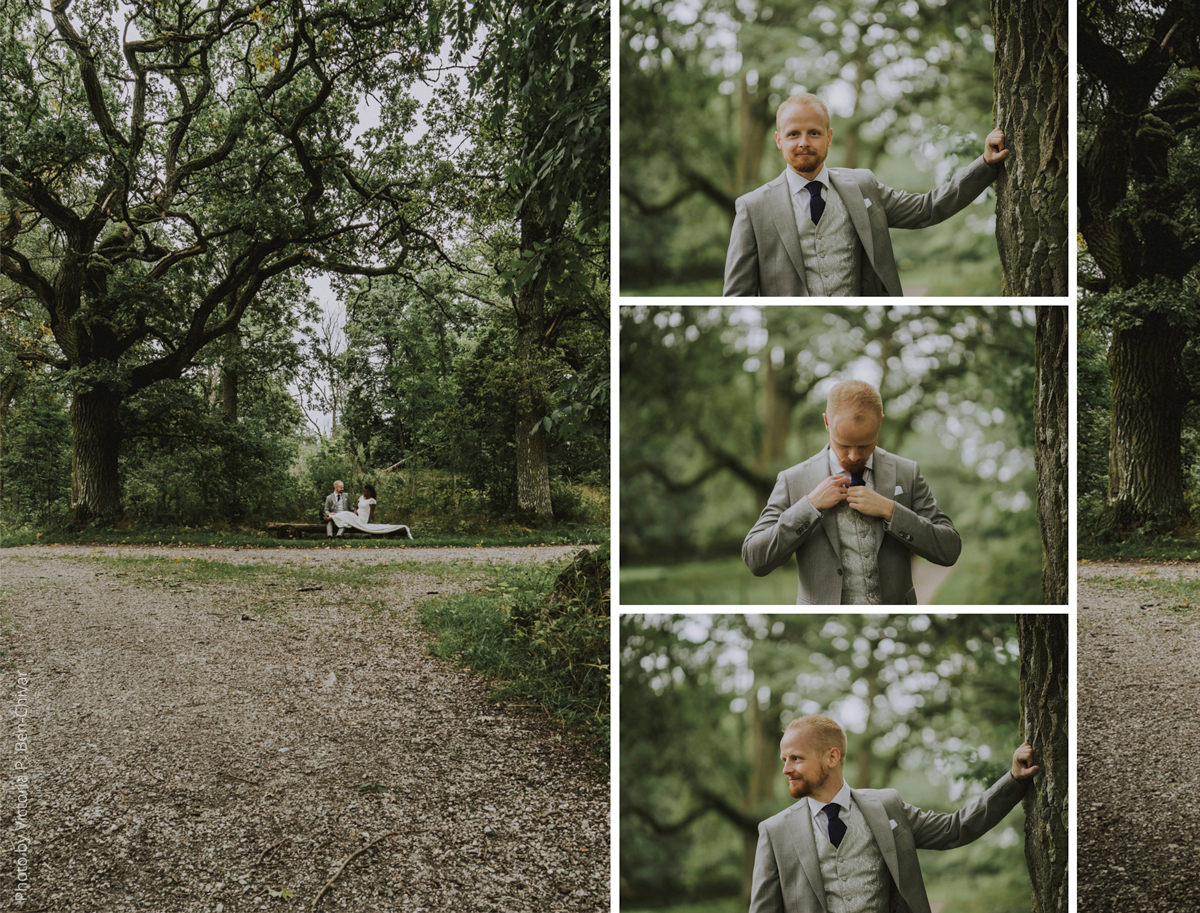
[815, 803, 892, 913]
[833, 472, 882, 604]
[792, 181, 862, 297]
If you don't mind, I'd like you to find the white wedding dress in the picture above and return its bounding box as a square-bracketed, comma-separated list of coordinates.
[332, 497, 413, 538]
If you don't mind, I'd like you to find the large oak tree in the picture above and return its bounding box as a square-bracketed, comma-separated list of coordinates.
[1078, 0, 1200, 533]
[1, 0, 469, 524]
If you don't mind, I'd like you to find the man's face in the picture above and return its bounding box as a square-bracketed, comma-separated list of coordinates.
[334, 482, 344, 493]
[775, 103, 832, 180]
[780, 726, 835, 800]
[824, 410, 882, 475]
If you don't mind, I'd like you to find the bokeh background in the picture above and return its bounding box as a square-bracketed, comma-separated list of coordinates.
[619, 305, 1043, 604]
[620, 0, 1003, 295]
[620, 613, 1031, 913]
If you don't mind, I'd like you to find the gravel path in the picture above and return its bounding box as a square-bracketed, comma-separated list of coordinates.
[0, 546, 607, 913]
[1078, 561, 1200, 913]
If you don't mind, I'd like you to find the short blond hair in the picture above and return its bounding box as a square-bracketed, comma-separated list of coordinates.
[776, 93, 831, 131]
[785, 714, 847, 757]
[826, 380, 883, 422]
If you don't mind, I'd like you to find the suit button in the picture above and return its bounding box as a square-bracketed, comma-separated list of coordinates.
[837, 569, 843, 576]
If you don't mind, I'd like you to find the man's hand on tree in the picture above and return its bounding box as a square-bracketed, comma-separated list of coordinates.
[985, 128, 1010, 165]
[808, 475, 851, 512]
[845, 485, 896, 522]
[1011, 742, 1040, 780]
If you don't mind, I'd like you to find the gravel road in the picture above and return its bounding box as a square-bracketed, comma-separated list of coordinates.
[0, 545, 608, 913]
[1078, 560, 1200, 913]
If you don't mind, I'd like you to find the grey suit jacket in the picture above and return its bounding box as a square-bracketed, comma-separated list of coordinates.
[749, 773, 1028, 913]
[723, 156, 999, 297]
[324, 491, 351, 517]
[742, 446, 960, 605]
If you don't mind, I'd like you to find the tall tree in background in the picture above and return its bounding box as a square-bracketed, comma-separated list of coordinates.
[1078, 0, 1200, 533]
[467, 0, 609, 522]
[1017, 613, 1068, 913]
[0, 0, 467, 524]
[991, 0, 1068, 295]
[1035, 307, 1068, 604]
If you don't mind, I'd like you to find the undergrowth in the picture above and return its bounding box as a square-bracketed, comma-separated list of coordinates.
[417, 545, 610, 770]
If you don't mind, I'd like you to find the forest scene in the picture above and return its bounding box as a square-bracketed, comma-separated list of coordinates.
[1, 0, 609, 541]
[620, 305, 1061, 605]
[1077, 0, 1200, 908]
[619, 0, 1066, 296]
[0, 3, 610, 911]
[620, 613, 1067, 913]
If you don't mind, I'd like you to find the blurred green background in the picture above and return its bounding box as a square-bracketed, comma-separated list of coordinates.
[619, 0, 1002, 295]
[620, 613, 1030, 911]
[619, 305, 1042, 605]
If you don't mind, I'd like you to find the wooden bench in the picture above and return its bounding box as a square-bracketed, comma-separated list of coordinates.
[264, 523, 413, 540]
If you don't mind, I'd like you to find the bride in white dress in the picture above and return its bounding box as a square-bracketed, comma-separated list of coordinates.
[331, 485, 414, 538]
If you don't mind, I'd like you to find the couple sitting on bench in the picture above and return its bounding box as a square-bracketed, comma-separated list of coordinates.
[323, 482, 413, 539]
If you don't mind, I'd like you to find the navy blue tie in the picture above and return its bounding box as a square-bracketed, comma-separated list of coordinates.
[823, 803, 846, 848]
[849, 471, 865, 487]
[807, 182, 825, 225]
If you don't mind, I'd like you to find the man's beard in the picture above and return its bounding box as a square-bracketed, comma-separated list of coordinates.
[788, 768, 828, 799]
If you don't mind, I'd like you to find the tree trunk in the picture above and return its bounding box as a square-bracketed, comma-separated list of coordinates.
[70, 387, 124, 525]
[1035, 307, 1068, 604]
[746, 697, 782, 898]
[991, 0, 1068, 295]
[221, 328, 240, 424]
[1017, 614, 1068, 913]
[736, 80, 772, 195]
[1101, 313, 1189, 532]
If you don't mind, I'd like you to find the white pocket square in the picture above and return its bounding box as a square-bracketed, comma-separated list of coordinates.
[894, 485, 904, 495]
[864, 198, 872, 209]
[889, 818, 898, 830]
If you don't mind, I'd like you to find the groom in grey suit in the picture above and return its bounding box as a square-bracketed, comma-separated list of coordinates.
[743, 380, 959, 604]
[723, 93, 1010, 296]
[753, 715, 1039, 913]
[323, 480, 351, 538]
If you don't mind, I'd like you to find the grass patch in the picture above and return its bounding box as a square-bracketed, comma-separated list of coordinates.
[1086, 574, 1199, 615]
[417, 551, 609, 769]
[1078, 530, 1200, 562]
[0, 524, 606, 550]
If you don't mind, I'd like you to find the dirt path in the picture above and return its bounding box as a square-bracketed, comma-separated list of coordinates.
[0, 546, 607, 913]
[1077, 560, 1200, 913]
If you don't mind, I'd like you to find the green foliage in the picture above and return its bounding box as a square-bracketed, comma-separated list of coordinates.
[418, 547, 610, 766]
[0, 380, 72, 525]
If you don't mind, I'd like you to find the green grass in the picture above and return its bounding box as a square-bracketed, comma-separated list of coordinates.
[418, 560, 609, 769]
[621, 555, 799, 604]
[1084, 574, 1199, 615]
[0, 524, 605, 549]
[620, 279, 723, 297]
[1078, 531, 1200, 562]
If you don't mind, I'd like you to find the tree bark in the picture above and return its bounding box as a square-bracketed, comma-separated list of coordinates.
[1017, 614, 1068, 913]
[1035, 307, 1068, 604]
[513, 200, 555, 523]
[991, 0, 1068, 295]
[70, 386, 124, 524]
[1102, 313, 1189, 532]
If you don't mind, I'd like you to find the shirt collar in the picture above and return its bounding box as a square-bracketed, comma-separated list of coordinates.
[785, 164, 831, 197]
[806, 778, 852, 819]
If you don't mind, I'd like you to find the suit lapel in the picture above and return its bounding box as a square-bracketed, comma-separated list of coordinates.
[785, 804, 829, 913]
[870, 449, 897, 556]
[808, 446, 841, 561]
[766, 171, 809, 293]
[852, 790, 903, 893]
[829, 170, 875, 267]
